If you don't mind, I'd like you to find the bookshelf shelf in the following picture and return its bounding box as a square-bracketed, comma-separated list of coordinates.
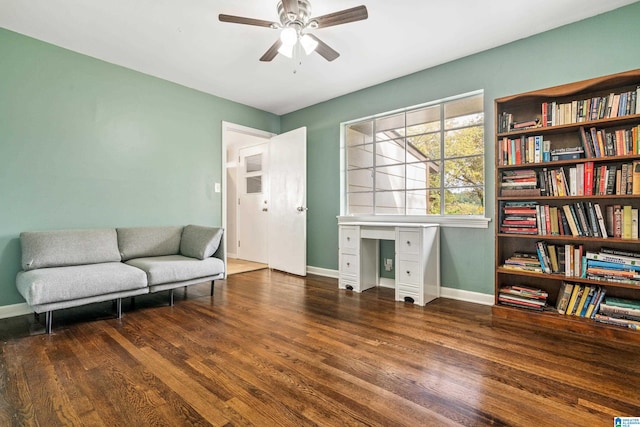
[496, 267, 640, 291]
[497, 154, 640, 171]
[492, 304, 640, 344]
[494, 68, 640, 341]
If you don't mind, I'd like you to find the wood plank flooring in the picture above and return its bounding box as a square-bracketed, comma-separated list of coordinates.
[1, 269, 639, 426]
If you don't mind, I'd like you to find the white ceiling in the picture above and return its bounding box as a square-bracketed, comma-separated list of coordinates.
[1, 0, 637, 115]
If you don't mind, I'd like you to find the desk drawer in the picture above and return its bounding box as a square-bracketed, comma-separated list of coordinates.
[397, 229, 421, 255]
[339, 277, 358, 291]
[340, 253, 359, 277]
[397, 259, 421, 285]
[397, 289, 421, 305]
[340, 226, 359, 253]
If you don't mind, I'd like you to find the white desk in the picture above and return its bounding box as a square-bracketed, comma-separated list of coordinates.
[337, 219, 440, 305]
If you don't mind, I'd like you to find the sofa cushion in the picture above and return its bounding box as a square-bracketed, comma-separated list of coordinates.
[20, 229, 121, 271]
[126, 255, 225, 286]
[117, 226, 183, 261]
[180, 225, 223, 260]
[16, 262, 148, 306]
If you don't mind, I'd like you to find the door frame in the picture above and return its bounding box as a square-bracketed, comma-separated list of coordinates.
[221, 122, 275, 261]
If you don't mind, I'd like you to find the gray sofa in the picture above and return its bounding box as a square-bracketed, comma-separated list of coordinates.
[16, 225, 225, 333]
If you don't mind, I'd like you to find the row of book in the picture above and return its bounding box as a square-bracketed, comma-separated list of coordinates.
[542, 90, 640, 128]
[500, 280, 640, 330]
[496, 113, 539, 134]
[579, 125, 640, 158]
[498, 125, 640, 165]
[501, 243, 583, 277]
[498, 285, 548, 311]
[585, 249, 640, 285]
[500, 161, 640, 197]
[500, 201, 639, 239]
[497, 88, 640, 134]
[593, 297, 640, 330]
[502, 246, 640, 284]
[556, 282, 605, 317]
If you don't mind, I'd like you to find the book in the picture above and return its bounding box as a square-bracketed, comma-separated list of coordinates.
[604, 297, 640, 310]
[593, 203, 608, 238]
[623, 205, 632, 239]
[548, 244, 559, 273]
[556, 282, 574, 314]
[584, 287, 601, 318]
[565, 285, 582, 316]
[573, 286, 592, 316]
[562, 205, 580, 236]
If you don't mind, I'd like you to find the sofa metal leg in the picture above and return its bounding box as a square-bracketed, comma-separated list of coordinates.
[169, 289, 174, 306]
[45, 311, 53, 334]
[210, 280, 215, 296]
[116, 298, 122, 319]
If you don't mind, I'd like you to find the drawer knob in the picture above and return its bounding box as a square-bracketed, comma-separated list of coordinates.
[346, 262, 350, 267]
[406, 241, 411, 246]
[347, 237, 351, 241]
[406, 270, 411, 275]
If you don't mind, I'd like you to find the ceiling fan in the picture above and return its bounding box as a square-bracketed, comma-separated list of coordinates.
[219, 0, 368, 62]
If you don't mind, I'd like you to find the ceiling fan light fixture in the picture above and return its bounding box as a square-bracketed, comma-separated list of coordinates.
[279, 27, 298, 46]
[277, 42, 295, 58]
[300, 34, 318, 55]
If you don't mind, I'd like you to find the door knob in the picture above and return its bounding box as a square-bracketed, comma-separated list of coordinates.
[297, 206, 308, 212]
[262, 208, 268, 212]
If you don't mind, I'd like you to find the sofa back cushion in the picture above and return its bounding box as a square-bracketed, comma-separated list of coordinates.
[117, 226, 183, 261]
[180, 225, 223, 260]
[20, 228, 121, 271]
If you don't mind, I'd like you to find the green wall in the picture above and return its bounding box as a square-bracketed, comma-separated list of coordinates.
[1, 3, 640, 308]
[282, 2, 640, 294]
[0, 28, 279, 306]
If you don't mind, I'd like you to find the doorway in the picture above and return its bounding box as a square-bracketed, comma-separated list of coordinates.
[222, 122, 308, 276]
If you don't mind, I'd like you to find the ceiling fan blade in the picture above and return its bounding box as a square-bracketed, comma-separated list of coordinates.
[313, 5, 368, 29]
[307, 34, 340, 62]
[219, 14, 279, 28]
[281, 0, 299, 17]
[260, 39, 283, 62]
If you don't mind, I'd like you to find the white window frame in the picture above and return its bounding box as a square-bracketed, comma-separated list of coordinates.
[340, 90, 490, 229]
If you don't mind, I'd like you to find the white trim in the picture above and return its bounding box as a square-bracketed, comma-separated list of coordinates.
[439, 287, 494, 306]
[378, 277, 395, 288]
[0, 302, 32, 319]
[307, 265, 339, 278]
[309, 266, 494, 305]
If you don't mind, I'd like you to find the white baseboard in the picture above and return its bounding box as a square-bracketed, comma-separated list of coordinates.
[0, 302, 32, 319]
[307, 266, 493, 305]
[378, 277, 395, 288]
[439, 287, 494, 306]
[307, 265, 339, 278]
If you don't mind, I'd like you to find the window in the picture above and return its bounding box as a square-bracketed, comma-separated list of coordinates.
[343, 91, 484, 217]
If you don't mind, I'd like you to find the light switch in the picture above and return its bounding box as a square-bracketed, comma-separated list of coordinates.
[214, 182, 221, 193]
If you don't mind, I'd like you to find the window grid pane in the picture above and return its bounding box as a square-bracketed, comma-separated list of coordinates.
[345, 92, 484, 216]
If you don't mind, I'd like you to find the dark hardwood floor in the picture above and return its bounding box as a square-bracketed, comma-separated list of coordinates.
[1, 270, 639, 426]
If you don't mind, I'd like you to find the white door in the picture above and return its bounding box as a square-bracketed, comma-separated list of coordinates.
[237, 143, 269, 263]
[268, 127, 307, 276]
